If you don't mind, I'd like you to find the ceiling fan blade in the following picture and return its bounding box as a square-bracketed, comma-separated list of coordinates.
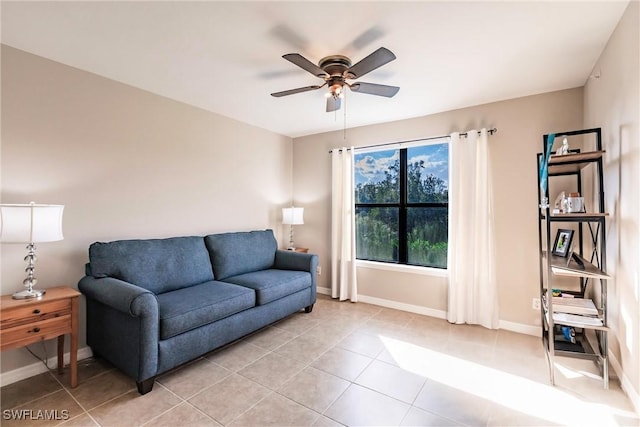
[271, 84, 324, 97]
[326, 97, 342, 112]
[350, 82, 399, 97]
[350, 26, 385, 50]
[283, 53, 328, 78]
[270, 24, 309, 52]
[346, 47, 396, 79]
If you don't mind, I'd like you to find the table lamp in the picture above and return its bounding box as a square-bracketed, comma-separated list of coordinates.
[282, 207, 303, 250]
[0, 202, 64, 299]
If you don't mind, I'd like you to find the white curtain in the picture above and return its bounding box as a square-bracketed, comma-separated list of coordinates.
[447, 129, 499, 328]
[331, 147, 358, 302]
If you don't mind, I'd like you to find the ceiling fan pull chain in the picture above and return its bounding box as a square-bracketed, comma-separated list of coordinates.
[343, 90, 347, 140]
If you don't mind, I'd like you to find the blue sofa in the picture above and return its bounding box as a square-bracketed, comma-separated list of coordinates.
[78, 229, 317, 394]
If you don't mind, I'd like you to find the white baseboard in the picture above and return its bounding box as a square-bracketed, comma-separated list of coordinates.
[319, 287, 447, 319]
[0, 346, 93, 387]
[498, 319, 539, 336]
[356, 294, 448, 320]
[609, 349, 640, 416]
[317, 286, 331, 296]
[318, 287, 537, 335]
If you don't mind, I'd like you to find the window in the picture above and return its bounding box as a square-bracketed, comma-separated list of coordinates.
[354, 141, 449, 268]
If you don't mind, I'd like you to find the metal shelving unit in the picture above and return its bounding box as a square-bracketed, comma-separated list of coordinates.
[536, 128, 610, 389]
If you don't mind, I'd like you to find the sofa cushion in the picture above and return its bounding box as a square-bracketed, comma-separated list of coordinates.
[205, 230, 277, 281]
[223, 269, 311, 305]
[156, 281, 255, 340]
[89, 236, 214, 295]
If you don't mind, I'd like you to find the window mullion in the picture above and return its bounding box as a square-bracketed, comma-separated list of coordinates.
[399, 149, 408, 263]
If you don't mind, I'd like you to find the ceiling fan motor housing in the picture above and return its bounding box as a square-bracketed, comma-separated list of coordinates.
[318, 55, 352, 77]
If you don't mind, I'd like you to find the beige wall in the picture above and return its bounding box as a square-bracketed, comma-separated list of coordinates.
[584, 1, 640, 406]
[293, 87, 584, 328]
[0, 46, 293, 374]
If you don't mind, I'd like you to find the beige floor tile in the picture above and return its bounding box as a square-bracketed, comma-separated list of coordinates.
[237, 352, 306, 390]
[68, 370, 135, 410]
[311, 347, 373, 382]
[400, 406, 461, 426]
[355, 359, 427, 404]
[302, 322, 353, 345]
[489, 347, 549, 383]
[324, 384, 410, 426]
[337, 331, 386, 358]
[58, 413, 100, 426]
[449, 323, 498, 347]
[444, 338, 496, 366]
[357, 318, 408, 337]
[274, 334, 334, 364]
[274, 313, 321, 335]
[157, 358, 230, 399]
[278, 367, 350, 413]
[188, 374, 271, 425]
[144, 402, 221, 426]
[413, 380, 492, 426]
[2, 389, 83, 427]
[205, 340, 269, 372]
[229, 393, 320, 426]
[404, 315, 452, 342]
[372, 307, 416, 327]
[243, 326, 298, 351]
[495, 329, 544, 356]
[312, 414, 345, 426]
[88, 385, 181, 427]
[0, 372, 62, 410]
[487, 402, 561, 427]
[53, 357, 114, 389]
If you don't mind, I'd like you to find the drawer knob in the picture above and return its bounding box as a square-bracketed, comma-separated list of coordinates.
[33, 309, 41, 314]
[33, 327, 41, 333]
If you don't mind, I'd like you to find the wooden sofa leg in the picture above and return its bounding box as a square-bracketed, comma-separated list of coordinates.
[137, 378, 155, 395]
[305, 304, 314, 313]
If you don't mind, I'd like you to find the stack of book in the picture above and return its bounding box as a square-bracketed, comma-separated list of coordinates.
[551, 296, 603, 326]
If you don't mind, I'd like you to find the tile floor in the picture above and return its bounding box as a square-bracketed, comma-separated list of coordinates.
[1, 295, 638, 426]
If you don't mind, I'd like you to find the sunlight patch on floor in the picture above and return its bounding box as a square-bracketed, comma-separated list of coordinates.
[380, 335, 632, 426]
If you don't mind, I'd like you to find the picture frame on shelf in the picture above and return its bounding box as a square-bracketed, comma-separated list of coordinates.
[552, 229, 574, 257]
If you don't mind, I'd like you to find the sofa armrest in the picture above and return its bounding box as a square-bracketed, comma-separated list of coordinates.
[274, 250, 318, 273]
[78, 276, 158, 317]
[274, 250, 318, 308]
[78, 275, 159, 385]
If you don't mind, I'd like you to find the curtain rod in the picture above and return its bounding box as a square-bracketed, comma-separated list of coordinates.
[328, 128, 497, 154]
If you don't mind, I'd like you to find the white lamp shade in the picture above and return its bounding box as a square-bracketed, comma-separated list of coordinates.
[0, 203, 64, 243]
[282, 207, 304, 225]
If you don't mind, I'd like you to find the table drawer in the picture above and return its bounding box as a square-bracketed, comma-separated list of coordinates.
[0, 299, 71, 329]
[0, 315, 71, 350]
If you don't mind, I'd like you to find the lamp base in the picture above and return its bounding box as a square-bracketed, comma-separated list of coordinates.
[12, 288, 46, 300]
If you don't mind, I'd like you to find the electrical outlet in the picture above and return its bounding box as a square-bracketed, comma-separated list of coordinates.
[316, 266, 322, 276]
[532, 297, 541, 310]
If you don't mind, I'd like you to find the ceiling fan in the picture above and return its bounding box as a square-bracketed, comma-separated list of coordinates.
[270, 47, 399, 112]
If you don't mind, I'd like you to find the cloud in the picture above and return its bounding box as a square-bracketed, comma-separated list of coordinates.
[354, 152, 398, 184]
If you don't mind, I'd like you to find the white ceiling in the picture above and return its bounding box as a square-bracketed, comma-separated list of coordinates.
[1, 1, 629, 138]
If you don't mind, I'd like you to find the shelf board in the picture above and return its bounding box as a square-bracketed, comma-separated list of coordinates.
[548, 150, 605, 175]
[549, 252, 610, 280]
[542, 212, 609, 222]
[543, 305, 608, 331]
[543, 334, 602, 360]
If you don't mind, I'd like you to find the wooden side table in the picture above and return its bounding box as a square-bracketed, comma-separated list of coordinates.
[290, 247, 309, 253]
[0, 286, 80, 387]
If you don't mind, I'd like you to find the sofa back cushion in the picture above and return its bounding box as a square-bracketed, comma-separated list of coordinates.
[89, 236, 214, 294]
[205, 230, 277, 280]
